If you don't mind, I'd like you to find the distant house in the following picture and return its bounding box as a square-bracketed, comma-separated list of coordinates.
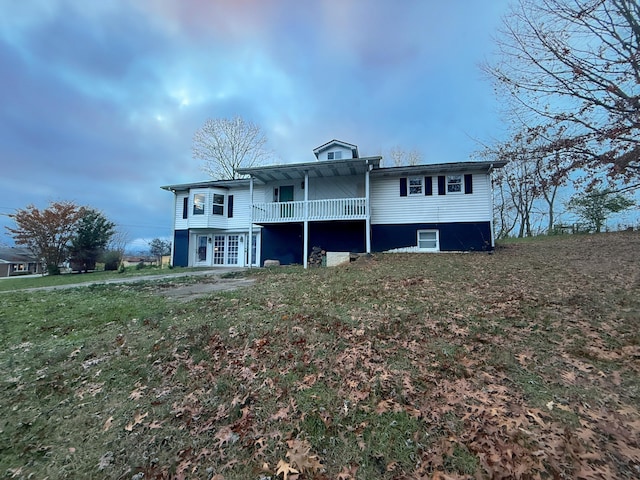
[0, 247, 43, 277]
[161, 140, 507, 268]
[122, 255, 158, 267]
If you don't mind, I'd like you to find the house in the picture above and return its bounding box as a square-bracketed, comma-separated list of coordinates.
[0, 246, 44, 277]
[161, 140, 507, 268]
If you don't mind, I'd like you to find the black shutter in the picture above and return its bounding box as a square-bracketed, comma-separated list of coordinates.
[437, 176, 446, 195]
[400, 177, 407, 197]
[464, 174, 473, 194]
[425, 176, 433, 196]
[182, 197, 188, 219]
[227, 195, 234, 218]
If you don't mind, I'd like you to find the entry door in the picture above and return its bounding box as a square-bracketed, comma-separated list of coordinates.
[196, 235, 208, 264]
[278, 185, 294, 218]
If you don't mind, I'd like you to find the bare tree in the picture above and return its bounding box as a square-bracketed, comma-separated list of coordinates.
[192, 116, 271, 180]
[482, 122, 575, 236]
[386, 146, 422, 167]
[484, 0, 640, 180]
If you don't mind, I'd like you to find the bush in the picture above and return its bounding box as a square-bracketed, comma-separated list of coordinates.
[102, 250, 122, 271]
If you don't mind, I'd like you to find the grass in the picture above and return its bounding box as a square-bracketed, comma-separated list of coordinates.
[1, 232, 639, 479]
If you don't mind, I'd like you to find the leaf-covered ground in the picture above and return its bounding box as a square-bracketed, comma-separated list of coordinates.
[1, 232, 639, 479]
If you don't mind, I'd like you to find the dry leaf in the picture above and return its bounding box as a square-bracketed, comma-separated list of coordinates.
[103, 416, 113, 431]
[275, 459, 299, 480]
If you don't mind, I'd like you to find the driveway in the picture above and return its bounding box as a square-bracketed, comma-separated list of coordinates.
[0, 268, 256, 302]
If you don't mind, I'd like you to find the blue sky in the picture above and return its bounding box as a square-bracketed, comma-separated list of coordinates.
[0, 0, 513, 250]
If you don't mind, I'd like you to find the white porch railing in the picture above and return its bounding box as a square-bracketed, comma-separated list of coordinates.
[252, 197, 367, 223]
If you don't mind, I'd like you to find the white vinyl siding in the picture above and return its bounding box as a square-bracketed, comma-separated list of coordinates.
[370, 173, 491, 225]
[174, 193, 189, 230]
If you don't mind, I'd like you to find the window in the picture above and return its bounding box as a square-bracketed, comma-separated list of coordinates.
[447, 175, 462, 193]
[327, 151, 342, 160]
[182, 197, 188, 219]
[212, 194, 224, 215]
[193, 194, 205, 215]
[409, 177, 423, 195]
[417, 230, 439, 251]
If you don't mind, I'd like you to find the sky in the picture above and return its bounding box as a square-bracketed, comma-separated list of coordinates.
[0, 0, 514, 251]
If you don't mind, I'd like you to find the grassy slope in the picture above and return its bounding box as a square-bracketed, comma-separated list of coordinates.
[0, 232, 638, 479]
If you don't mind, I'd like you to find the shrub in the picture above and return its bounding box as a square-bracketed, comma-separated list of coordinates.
[102, 250, 122, 271]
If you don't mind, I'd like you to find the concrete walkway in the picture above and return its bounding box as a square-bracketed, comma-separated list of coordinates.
[0, 268, 250, 294]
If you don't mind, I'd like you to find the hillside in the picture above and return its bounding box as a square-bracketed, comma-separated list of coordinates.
[1, 232, 639, 479]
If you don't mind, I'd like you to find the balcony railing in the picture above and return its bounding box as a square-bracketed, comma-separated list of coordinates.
[252, 197, 367, 223]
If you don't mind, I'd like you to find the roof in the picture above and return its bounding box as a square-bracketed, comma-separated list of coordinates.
[0, 246, 39, 263]
[161, 159, 506, 191]
[161, 178, 251, 192]
[371, 160, 508, 177]
[313, 139, 359, 159]
[237, 156, 381, 183]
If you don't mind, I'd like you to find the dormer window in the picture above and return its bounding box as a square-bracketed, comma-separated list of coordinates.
[327, 151, 342, 160]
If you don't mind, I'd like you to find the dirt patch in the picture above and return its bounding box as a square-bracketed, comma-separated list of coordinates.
[157, 277, 255, 302]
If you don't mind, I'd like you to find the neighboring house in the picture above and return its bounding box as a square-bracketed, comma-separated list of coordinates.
[0, 247, 43, 277]
[122, 255, 158, 267]
[161, 140, 507, 268]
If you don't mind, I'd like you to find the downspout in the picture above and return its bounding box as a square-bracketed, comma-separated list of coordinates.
[303, 170, 309, 269]
[249, 176, 254, 268]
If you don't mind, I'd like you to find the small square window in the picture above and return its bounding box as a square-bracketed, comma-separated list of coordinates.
[193, 193, 205, 215]
[409, 177, 423, 195]
[417, 230, 439, 251]
[327, 152, 334, 160]
[447, 175, 462, 193]
[212, 194, 224, 215]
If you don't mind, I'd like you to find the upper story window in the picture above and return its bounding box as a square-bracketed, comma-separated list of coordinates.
[447, 175, 462, 193]
[409, 177, 423, 195]
[327, 151, 342, 160]
[193, 194, 205, 215]
[212, 194, 224, 215]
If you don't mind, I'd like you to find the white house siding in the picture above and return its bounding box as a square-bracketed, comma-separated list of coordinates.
[308, 175, 363, 200]
[226, 186, 252, 230]
[174, 192, 189, 230]
[317, 145, 354, 161]
[370, 173, 492, 225]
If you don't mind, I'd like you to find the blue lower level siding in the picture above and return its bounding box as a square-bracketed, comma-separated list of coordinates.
[309, 221, 366, 253]
[371, 222, 493, 252]
[261, 224, 304, 265]
[173, 230, 189, 267]
[261, 221, 366, 265]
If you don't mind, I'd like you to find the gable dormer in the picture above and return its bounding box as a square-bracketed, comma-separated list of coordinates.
[313, 139, 359, 161]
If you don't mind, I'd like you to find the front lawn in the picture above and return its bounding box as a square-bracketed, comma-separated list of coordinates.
[1, 232, 638, 479]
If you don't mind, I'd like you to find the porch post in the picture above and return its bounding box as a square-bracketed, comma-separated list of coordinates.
[249, 176, 254, 268]
[365, 164, 371, 253]
[303, 170, 309, 269]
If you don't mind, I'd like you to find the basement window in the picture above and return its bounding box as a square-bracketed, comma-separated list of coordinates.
[417, 230, 439, 251]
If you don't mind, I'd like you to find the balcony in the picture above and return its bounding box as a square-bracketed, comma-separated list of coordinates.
[252, 197, 367, 223]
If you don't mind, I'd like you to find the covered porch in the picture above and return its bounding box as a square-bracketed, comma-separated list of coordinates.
[237, 156, 381, 268]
